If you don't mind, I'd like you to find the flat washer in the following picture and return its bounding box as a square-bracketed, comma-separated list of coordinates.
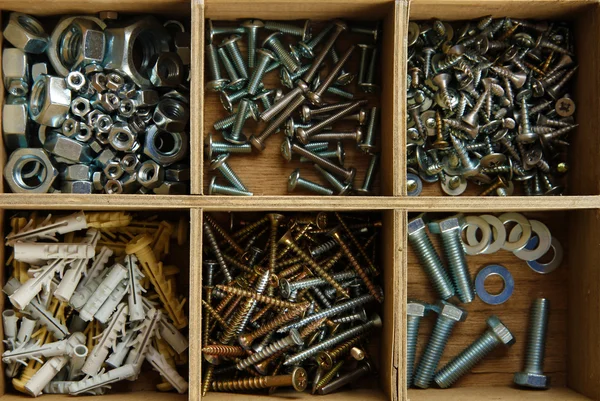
[475, 264, 514, 305]
[461, 216, 491, 255]
[499, 212, 532, 252]
[509, 220, 552, 261]
[407, 173, 423, 196]
[466, 214, 506, 255]
[526, 236, 563, 274]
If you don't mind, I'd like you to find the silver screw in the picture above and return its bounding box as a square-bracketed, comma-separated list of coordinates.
[435, 315, 515, 388]
[240, 19, 264, 69]
[284, 314, 381, 366]
[407, 300, 429, 388]
[308, 128, 363, 144]
[282, 138, 356, 184]
[407, 214, 455, 300]
[203, 221, 233, 282]
[236, 328, 304, 371]
[264, 20, 312, 41]
[326, 86, 355, 99]
[300, 143, 344, 166]
[332, 308, 367, 324]
[355, 153, 379, 195]
[213, 103, 257, 130]
[287, 169, 333, 195]
[428, 214, 474, 304]
[280, 271, 357, 297]
[253, 89, 274, 111]
[263, 32, 300, 73]
[357, 44, 373, 85]
[217, 47, 246, 90]
[514, 298, 550, 389]
[220, 34, 249, 79]
[247, 49, 277, 95]
[296, 100, 368, 144]
[220, 88, 250, 113]
[208, 177, 253, 196]
[228, 98, 251, 144]
[414, 301, 467, 389]
[205, 44, 228, 91]
[314, 164, 351, 195]
[298, 23, 334, 59]
[210, 153, 248, 191]
[206, 19, 244, 43]
[359, 106, 378, 153]
[205, 133, 252, 159]
[351, 22, 381, 41]
[361, 47, 378, 93]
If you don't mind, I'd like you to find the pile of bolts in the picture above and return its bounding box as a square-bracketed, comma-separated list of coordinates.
[407, 17, 576, 196]
[205, 19, 381, 196]
[2, 12, 191, 194]
[407, 212, 558, 389]
[2, 211, 189, 395]
[202, 212, 382, 395]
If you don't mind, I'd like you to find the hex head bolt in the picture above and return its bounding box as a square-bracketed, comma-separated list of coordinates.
[240, 19, 264, 68]
[259, 80, 309, 122]
[247, 49, 277, 95]
[406, 300, 430, 388]
[413, 301, 467, 388]
[296, 99, 368, 144]
[236, 329, 304, 371]
[263, 32, 300, 74]
[282, 138, 356, 184]
[284, 314, 381, 366]
[359, 106, 379, 153]
[205, 133, 251, 160]
[355, 153, 380, 195]
[287, 168, 333, 195]
[435, 315, 515, 388]
[428, 214, 474, 303]
[306, 45, 355, 106]
[208, 177, 253, 196]
[407, 215, 455, 300]
[217, 47, 246, 90]
[514, 298, 550, 389]
[314, 164, 351, 195]
[209, 153, 248, 191]
[205, 44, 228, 92]
[302, 20, 348, 84]
[317, 362, 372, 395]
[212, 366, 308, 392]
[220, 34, 249, 79]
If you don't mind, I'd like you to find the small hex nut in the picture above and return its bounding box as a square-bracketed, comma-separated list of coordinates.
[76, 123, 93, 142]
[61, 118, 80, 137]
[153, 181, 187, 195]
[60, 164, 91, 181]
[104, 160, 124, 180]
[175, 31, 191, 65]
[94, 115, 114, 135]
[92, 171, 106, 190]
[86, 109, 103, 127]
[71, 97, 91, 117]
[108, 123, 136, 152]
[4, 148, 58, 193]
[153, 98, 189, 133]
[118, 99, 136, 118]
[65, 18, 106, 69]
[407, 300, 429, 317]
[106, 73, 125, 91]
[143, 125, 189, 166]
[66, 71, 86, 92]
[134, 89, 159, 108]
[104, 179, 123, 194]
[437, 300, 468, 322]
[120, 153, 140, 173]
[29, 75, 72, 127]
[61, 180, 93, 194]
[120, 173, 141, 193]
[90, 73, 107, 93]
[3, 98, 29, 150]
[94, 92, 121, 113]
[149, 52, 184, 87]
[44, 133, 93, 163]
[137, 160, 165, 189]
[3, 13, 49, 54]
[3, 48, 29, 96]
[165, 164, 190, 181]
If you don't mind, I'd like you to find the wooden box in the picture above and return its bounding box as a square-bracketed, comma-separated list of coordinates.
[0, 0, 597, 401]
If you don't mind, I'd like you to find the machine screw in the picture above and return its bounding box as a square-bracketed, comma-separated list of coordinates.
[296, 100, 368, 144]
[208, 177, 253, 196]
[302, 20, 348, 84]
[514, 298, 550, 389]
[247, 49, 277, 95]
[287, 168, 333, 195]
[308, 128, 363, 143]
[228, 98, 252, 144]
[263, 32, 300, 73]
[259, 80, 309, 122]
[330, 47, 355, 86]
[211, 367, 308, 392]
[210, 153, 248, 191]
[314, 164, 351, 195]
[240, 19, 265, 68]
[217, 47, 246, 90]
[220, 34, 249, 79]
[359, 106, 378, 153]
[355, 153, 379, 195]
[205, 44, 228, 91]
[264, 20, 312, 41]
[306, 45, 355, 106]
[205, 133, 252, 160]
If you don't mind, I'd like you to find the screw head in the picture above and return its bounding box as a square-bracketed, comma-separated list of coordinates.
[262, 31, 282, 48]
[206, 78, 229, 92]
[336, 71, 355, 86]
[277, 229, 294, 247]
[301, 20, 313, 42]
[256, 48, 278, 62]
[332, 19, 348, 32]
[300, 105, 312, 123]
[220, 34, 242, 47]
[241, 19, 264, 29]
[291, 367, 308, 392]
[208, 176, 218, 195]
[281, 138, 293, 161]
[297, 40, 314, 59]
[335, 141, 345, 166]
[285, 118, 297, 138]
[223, 131, 248, 145]
[296, 127, 309, 144]
[280, 68, 294, 89]
[249, 135, 266, 152]
[306, 90, 323, 107]
[279, 278, 292, 298]
[226, 77, 247, 91]
[209, 153, 229, 170]
[206, 19, 215, 43]
[288, 168, 301, 191]
[238, 333, 253, 350]
[316, 352, 334, 369]
[289, 328, 304, 346]
[205, 132, 215, 160]
[219, 91, 235, 113]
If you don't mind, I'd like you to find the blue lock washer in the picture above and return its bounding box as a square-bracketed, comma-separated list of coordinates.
[475, 264, 514, 305]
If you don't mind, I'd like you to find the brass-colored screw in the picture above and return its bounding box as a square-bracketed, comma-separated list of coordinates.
[238, 307, 305, 349]
[205, 214, 244, 255]
[316, 333, 366, 369]
[316, 360, 345, 389]
[267, 213, 285, 271]
[202, 344, 246, 357]
[215, 284, 306, 309]
[211, 366, 308, 392]
[201, 300, 230, 330]
[202, 365, 214, 396]
[334, 212, 378, 275]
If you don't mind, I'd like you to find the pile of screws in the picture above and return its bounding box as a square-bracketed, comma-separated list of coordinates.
[2, 12, 191, 194]
[205, 19, 382, 196]
[407, 17, 576, 196]
[202, 212, 383, 395]
[407, 212, 560, 389]
[3, 211, 189, 395]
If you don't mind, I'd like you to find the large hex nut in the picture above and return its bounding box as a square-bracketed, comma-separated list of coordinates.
[104, 160, 124, 180]
[137, 160, 164, 189]
[66, 71, 86, 92]
[61, 180, 93, 194]
[165, 164, 190, 181]
[149, 52, 184, 87]
[3, 97, 29, 150]
[174, 31, 191, 65]
[71, 97, 91, 118]
[153, 98, 189, 133]
[4, 148, 58, 193]
[64, 18, 106, 70]
[134, 89, 159, 108]
[29, 75, 72, 127]
[104, 16, 171, 88]
[60, 164, 91, 181]
[43, 132, 93, 163]
[3, 13, 49, 54]
[143, 124, 188, 166]
[3, 48, 29, 96]
[108, 123, 136, 152]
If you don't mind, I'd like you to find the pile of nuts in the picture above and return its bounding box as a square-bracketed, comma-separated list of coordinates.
[3, 211, 189, 395]
[2, 12, 191, 194]
[407, 212, 561, 389]
[202, 212, 382, 395]
[407, 17, 576, 196]
[205, 19, 381, 196]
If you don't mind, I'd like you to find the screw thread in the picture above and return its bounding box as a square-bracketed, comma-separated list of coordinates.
[224, 42, 249, 78]
[520, 97, 532, 136]
[211, 182, 253, 196]
[215, 284, 302, 309]
[216, 162, 248, 192]
[303, 23, 346, 83]
[435, 331, 500, 388]
[248, 54, 271, 95]
[205, 215, 244, 255]
[203, 222, 232, 282]
[481, 165, 511, 174]
[290, 143, 353, 183]
[307, 24, 334, 49]
[241, 307, 304, 345]
[314, 164, 345, 193]
[217, 48, 240, 81]
[260, 86, 303, 122]
[329, 334, 366, 361]
[361, 153, 380, 192]
[423, 49, 433, 79]
[310, 238, 339, 258]
[236, 332, 300, 370]
[257, 94, 306, 143]
[406, 315, 421, 387]
[317, 360, 345, 388]
[300, 149, 339, 163]
[247, 29, 258, 69]
[316, 46, 355, 96]
[201, 299, 230, 330]
[212, 142, 252, 154]
[206, 44, 223, 81]
[232, 216, 269, 240]
[265, 21, 305, 37]
[302, 100, 367, 138]
[499, 137, 521, 162]
[450, 135, 476, 170]
[201, 365, 214, 396]
[525, 298, 549, 373]
[408, 230, 455, 300]
[288, 64, 313, 83]
[327, 86, 355, 99]
[318, 364, 370, 395]
[309, 131, 357, 142]
[202, 344, 246, 357]
[363, 107, 379, 147]
[289, 271, 356, 292]
[231, 99, 250, 139]
[214, 109, 250, 131]
[297, 177, 334, 195]
[414, 318, 455, 388]
[268, 38, 300, 73]
[365, 47, 378, 85]
[441, 231, 474, 303]
[212, 376, 269, 391]
[535, 159, 551, 173]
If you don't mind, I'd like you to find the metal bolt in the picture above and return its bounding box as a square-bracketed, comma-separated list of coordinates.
[355, 153, 380, 195]
[308, 128, 363, 143]
[263, 32, 300, 73]
[220, 34, 249, 79]
[300, 143, 344, 165]
[435, 316, 515, 388]
[318, 362, 372, 395]
[210, 153, 248, 191]
[247, 49, 277, 95]
[258, 80, 309, 123]
[287, 168, 333, 196]
[296, 100, 368, 144]
[228, 98, 251, 144]
[306, 45, 355, 106]
[211, 367, 308, 392]
[205, 44, 228, 91]
[359, 106, 378, 153]
[407, 300, 429, 388]
[217, 47, 246, 90]
[357, 44, 373, 85]
[205, 133, 252, 159]
[314, 164, 351, 196]
[264, 20, 312, 41]
[302, 20, 348, 84]
[327, 86, 355, 99]
[514, 298, 550, 389]
[240, 19, 265, 69]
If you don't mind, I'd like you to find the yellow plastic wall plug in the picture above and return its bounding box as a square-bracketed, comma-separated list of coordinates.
[85, 212, 132, 229]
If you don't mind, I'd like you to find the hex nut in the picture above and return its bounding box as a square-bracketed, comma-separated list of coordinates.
[153, 98, 189, 133]
[86, 109, 103, 127]
[119, 99, 136, 118]
[95, 115, 114, 135]
[3, 98, 29, 150]
[3, 48, 29, 96]
[44, 132, 93, 163]
[90, 73, 107, 93]
[4, 148, 58, 193]
[94, 148, 116, 169]
[88, 138, 103, 154]
[62, 18, 106, 70]
[29, 75, 72, 127]
[175, 31, 191, 65]
[92, 171, 105, 191]
[61, 118, 80, 137]
[108, 123, 136, 152]
[153, 181, 187, 195]
[163, 89, 190, 105]
[75, 123, 93, 143]
[137, 160, 165, 188]
[165, 164, 190, 181]
[104, 179, 123, 194]
[120, 173, 141, 193]
[94, 92, 120, 113]
[60, 164, 91, 181]
[66, 71, 86, 92]
[31, 62, 48, 81]
[4, 13, 49, 54]
[118, 84, 137, 100]
[106, 73, 125, 91]
[104, 16, 171, 88]
[71, 97, 91, 117]
[149, 52, 185, 87]
[61, 180, 93, 194]
[104, 160, 124, 180]
[143, 124, 189, 166]
[120, 153, 140, 173]
[134, 89, 160, 108]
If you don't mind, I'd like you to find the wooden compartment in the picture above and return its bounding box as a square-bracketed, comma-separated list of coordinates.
[201, 0, 402, 196]
[196, 209, 402, 401]
[403, 0, 600, 197]
[403, 208, 600, 401]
